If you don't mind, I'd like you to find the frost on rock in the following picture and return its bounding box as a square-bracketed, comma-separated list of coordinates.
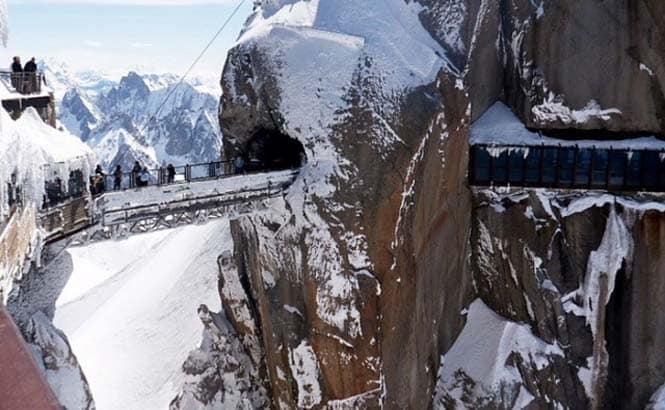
[219, 250, 263, 365]
[648, 384, 665, 410]
[171, 306, 268, 410]
[433, 299, 563, 409]
[0, 107, 95, 217]
[288, 341, 322, 409]
[562, 204, 632, 402]
[531, 93, 622, 126]
[25, 311, 95, 410]
[471, 102, 665, 151]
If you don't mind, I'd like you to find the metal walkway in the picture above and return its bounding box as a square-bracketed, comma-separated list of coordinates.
[40, 169, 298, 245]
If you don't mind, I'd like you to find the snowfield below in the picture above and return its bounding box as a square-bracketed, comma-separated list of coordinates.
[53, 219, 230, 410]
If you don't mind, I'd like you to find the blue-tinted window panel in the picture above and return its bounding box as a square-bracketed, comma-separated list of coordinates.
[524, 148, 542, 184]
[542, 148, 558, 184]
[625, 151, 642, 189]
[608, 151, 626, 188]
[574, 150, 592, 187]
[642, 151, 660, 190]
[492, 152, 509, 183]
[508, 151, 526, 184]
[558, 149, 575, 186]
[591, 150, 609, 189]
[473, 148, 492, 183]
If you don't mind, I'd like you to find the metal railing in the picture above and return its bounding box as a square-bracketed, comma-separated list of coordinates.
[38, 157, 301, 214]
[93, 160, 233, 194]
[470, 144, 665, 192]
[0, 71, 44, 95]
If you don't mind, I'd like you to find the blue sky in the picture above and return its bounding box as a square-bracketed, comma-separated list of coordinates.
[1, 0, 254, 77]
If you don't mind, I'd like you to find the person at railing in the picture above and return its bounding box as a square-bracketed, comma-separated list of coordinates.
[234, 155, 245, 174]
[113, 165, 123, 191]
[24, 58, 37, 73]
[91, 165, 106, 195]
[166, 164, 176, 184]
[138, 167, 151, 187]
[68, 170, 84, 197]
[11, 56, 22, 73]
[10, 57, 23, 92]
[45, 174, 63, 205]
[131, 161, 142, 188]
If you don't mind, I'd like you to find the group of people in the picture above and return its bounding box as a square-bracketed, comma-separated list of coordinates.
[9, 56, 41, 94]
[42, 170, 85, 208]
[90, 161, 178, 194]
[11, 56, 38, 73]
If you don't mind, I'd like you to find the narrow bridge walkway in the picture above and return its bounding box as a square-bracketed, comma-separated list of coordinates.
[40, 168, 298, 245]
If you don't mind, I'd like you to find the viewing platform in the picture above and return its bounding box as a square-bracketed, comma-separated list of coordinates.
[470, 102, 665, 193]
[0, 71, 55, 126]
[38, 160, 299, 245]
[470, 144, 665, 192]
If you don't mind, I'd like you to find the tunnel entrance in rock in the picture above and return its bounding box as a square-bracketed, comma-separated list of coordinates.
[241, 128, 305, 172]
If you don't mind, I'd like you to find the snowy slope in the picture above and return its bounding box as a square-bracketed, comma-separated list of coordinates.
[53, 219, 229, 410]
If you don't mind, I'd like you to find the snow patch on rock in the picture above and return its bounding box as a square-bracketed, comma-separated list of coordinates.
[289, 340, 322, 409]
[434, 299, 563, 408]
[26, 311, 95, 410]
[561, 205, 632, 400]
[472, 102, 665, 150]
[532, 93, 622, 126]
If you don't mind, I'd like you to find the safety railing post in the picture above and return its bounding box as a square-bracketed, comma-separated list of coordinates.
[185, 164, 191, 182]
[623, 149, 630, 191]
[488, 146, 494, 184]
[588, 147, 595, 189]
[468, 146, 476, 185]
[640, 149, 647, 191]
[605, 147, 613, 190]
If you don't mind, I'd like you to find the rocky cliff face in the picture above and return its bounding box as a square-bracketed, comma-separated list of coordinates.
[213, 1, 665, 408]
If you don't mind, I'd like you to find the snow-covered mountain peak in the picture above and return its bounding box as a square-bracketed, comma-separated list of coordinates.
[53, 65, 222, 170]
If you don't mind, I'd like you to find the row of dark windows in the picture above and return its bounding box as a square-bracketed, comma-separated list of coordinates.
[470, 145, 665, 191]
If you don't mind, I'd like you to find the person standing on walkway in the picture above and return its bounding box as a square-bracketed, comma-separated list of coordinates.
[131, 161, 142, 188]
[11, 57, 22, 73]
[10, 57, 23, 92]
[23, 58, 37, 72]
[234, 155, 245, 174]
[167, 164, 176, 183]
[139, 167, 151, 187]
[113, 165, 123, 190]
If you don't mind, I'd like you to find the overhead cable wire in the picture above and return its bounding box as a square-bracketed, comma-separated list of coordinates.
[138, 0, 247, 135]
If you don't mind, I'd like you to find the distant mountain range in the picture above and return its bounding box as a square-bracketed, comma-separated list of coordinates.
[39, 60, 223, 171]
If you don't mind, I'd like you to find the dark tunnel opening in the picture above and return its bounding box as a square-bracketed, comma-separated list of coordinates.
[236, 128, 306, 173]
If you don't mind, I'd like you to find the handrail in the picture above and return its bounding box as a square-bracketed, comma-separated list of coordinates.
[101, 172, 295, 216]
[0, 71, 45, 95]
[40, 160, 300, 213]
